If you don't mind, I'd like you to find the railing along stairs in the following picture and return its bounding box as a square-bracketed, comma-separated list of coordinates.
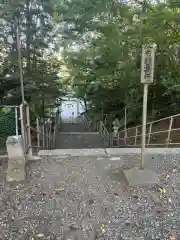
[19, 102, 58, 156]
[76, 113, 97, 132]
[80, 106, 180, 148]
[116, 113, 180, 148]
[104, 112, 180, 148]
[77, 112, 113, 146]
[98, 120, 112, 146]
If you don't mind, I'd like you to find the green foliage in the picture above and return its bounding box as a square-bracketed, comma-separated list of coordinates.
[0, 108, 17, 149]
[53, 0, 180, 126]
[0, 0, 63, 116]
[2, 0, 179, 127]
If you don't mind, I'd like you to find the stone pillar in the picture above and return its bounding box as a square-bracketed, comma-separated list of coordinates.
[6, 135, 26, 182]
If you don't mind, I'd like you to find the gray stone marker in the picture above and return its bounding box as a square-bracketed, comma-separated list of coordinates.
[6, 135, 26, 182]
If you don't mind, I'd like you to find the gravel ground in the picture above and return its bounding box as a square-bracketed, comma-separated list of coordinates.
[0, 154, 180, 239]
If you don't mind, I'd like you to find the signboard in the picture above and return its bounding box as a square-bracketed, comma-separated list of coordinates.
[141, 46, 156, 84]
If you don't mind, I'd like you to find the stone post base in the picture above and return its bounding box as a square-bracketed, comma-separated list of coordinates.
[6, 135, 26, 182]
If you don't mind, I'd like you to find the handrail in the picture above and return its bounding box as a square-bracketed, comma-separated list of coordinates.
[28, 104, 39, 118]
[119, 110, 180, 134]
[98, 120, 110, 145]
[19, 102, 58, 154]
[116, 112, 180, 147]
[78, 114, 93, 131]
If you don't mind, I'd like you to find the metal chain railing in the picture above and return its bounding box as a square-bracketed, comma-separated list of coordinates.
[19, 102, 57, 155]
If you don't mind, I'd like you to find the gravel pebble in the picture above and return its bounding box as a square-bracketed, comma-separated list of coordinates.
[0, 154, 180, 239]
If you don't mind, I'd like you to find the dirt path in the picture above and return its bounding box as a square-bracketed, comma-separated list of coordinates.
[0, 155, 179, 239]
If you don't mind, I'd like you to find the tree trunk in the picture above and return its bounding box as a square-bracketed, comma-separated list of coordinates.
[26, 0, 31, 76]
[82, 98, 88, 112]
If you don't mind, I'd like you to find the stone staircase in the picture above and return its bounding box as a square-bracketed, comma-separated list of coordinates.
[58, 123, 88, 132]
[55, 122, 108, 149]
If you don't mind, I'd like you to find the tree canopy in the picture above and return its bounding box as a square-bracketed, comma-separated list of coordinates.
[1, 0, 180, 125]
[52, 0, 180, 127]
[0, 0, 63, 116]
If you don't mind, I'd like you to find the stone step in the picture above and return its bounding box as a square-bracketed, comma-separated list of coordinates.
[59, 132, 99, 134]
[38, 147, 180, 157]
[59, 123, 89, 132]
[55, 133, 107, 149]
[38, 148, 107, 157]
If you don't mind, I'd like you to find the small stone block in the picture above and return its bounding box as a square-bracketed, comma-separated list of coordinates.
[6, 135, 24, 159]
[123, 167, 159, 186]
[6, 157, 26, 182]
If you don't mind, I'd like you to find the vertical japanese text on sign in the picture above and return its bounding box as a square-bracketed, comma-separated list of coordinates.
[141, 45, 155, 84]
[144, 50, 152, 80]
